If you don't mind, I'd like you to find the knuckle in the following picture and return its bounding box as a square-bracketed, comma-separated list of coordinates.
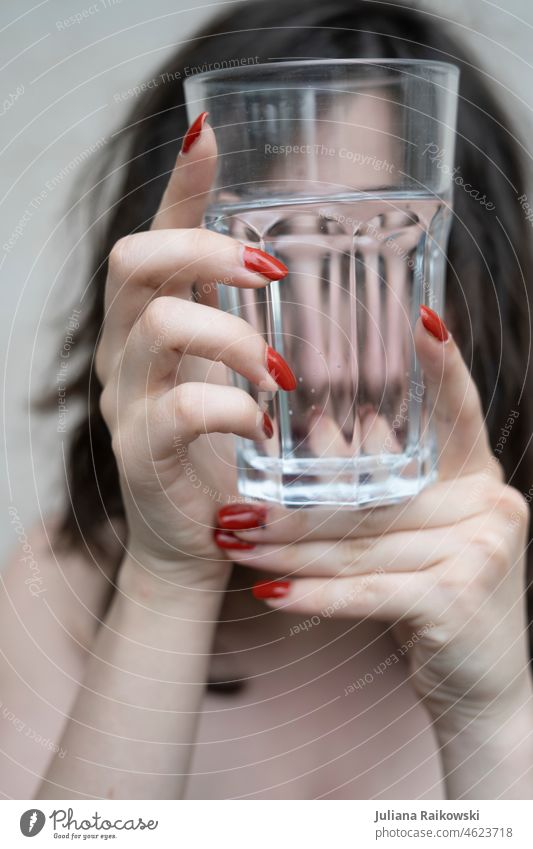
[470, 527, 508, 571]
[173, 383, 200, 432]
[482, 479, 506, 510]
[439, 572, 478, 616]
[139, 297, 173, 343]
[98, 382, 115, 427]
[435, 565, 462, 598]
[482, 482, 530, 532]
[108, 235, 136, 278]
[435, 561, 484, 611]
[500, 485, 530, 525]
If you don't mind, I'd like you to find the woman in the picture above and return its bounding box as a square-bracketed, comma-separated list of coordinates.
[1, 0, 532, 800]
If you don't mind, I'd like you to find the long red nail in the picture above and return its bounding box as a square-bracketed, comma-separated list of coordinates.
[252, 580, 290, 599]
[217, 503, 267, 531]
[420, 305, 449, 342]
[243, 246, 288, 281]
[180, 111, 209, 155]
[214, 529, 255, 550]
[263, 411, 274, 439]
[266, 346, 297, 391]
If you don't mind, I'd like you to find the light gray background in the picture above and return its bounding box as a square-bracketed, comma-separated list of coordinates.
[2, 0, 533, 562]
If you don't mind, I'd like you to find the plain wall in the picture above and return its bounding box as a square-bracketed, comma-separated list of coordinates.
[2, 0, 533, 563]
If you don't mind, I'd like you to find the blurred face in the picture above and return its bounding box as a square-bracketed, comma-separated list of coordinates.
[244, 95, 428, 463]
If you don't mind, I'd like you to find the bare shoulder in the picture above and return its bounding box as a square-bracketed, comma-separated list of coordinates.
[2, 511, 124, 651]
[0, 511, 126, 798]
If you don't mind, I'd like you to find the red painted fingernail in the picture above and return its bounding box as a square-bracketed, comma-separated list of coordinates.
[252, 580, 291, 599]
[242, 246, 288, 281]
[217, 503, 268, 530]
[266, 346, 297, 391]
[419, 305, 449, 342]
[214, 529, 255, 550]
[263, 411, 274, 439]
[180, 111, 209, 155]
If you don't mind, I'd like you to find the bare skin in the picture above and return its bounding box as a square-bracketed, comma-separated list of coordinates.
[1, 115, 532, 800]
[0, 516, 118, 798]
[0, 524, 443, 800]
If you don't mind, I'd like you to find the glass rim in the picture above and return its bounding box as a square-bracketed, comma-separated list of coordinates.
[184, 57, 460, 88]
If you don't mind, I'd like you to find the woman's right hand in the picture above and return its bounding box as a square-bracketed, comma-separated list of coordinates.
[94, 113, 294, 584]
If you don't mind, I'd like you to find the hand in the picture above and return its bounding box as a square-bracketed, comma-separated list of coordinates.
[95, 113, 295, 581]
[214, 309, 532, 721]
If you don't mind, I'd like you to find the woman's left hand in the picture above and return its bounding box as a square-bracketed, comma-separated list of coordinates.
[213, 308, 532, 726]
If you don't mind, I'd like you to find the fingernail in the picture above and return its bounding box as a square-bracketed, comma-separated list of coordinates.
[180, 111, 209, 155]
[262, 411, 274, 439]
[420, 305, 449, 342]
[214, 529, 255, 550]
[217, 503, 268, 530]
[242, 246, 288, 281]
[252, 580, 291, 599]
[266, 346, 297, 391]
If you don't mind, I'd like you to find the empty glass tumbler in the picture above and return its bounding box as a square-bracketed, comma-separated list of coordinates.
[184, 59, 459, 507]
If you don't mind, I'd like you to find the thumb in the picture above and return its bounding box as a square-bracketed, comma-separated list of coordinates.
[415, 305, 496, 480]
[151, 111, 217, 230]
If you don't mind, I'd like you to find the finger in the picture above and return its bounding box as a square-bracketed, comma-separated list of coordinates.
[130, 383, 274, 460]
[216, 523, 454, 576]
[104, 228, 288, 333]
[97, 231, 288, 384]
[118, 296, 288, 396]
[416, 306, 496, 480]
[97, 112, 218, 383]
[214, 474, 499, 542]
[251, 571, 432, 625]
[151, 111, 217, 230]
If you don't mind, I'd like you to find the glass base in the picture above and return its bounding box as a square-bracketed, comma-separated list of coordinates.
[236, 447, 437, 509]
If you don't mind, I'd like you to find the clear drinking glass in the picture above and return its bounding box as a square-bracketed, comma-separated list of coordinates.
[183, 59, 459, 507]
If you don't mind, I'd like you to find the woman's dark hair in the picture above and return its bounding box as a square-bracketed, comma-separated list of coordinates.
[39, 0, 533, 657]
